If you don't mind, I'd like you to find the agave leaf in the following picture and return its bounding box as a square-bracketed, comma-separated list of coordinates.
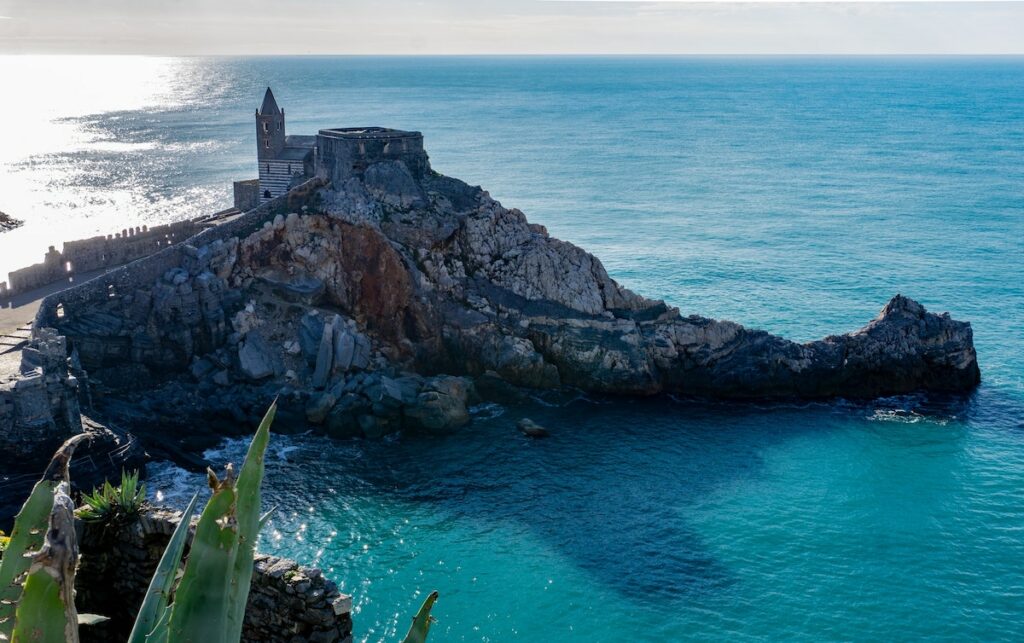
[225, 401, 275, 641]
[258, 506, 277, 532]
[127, 492, 199, 643]
[166, 467, 239, 643]
[0, 435, 86, 640]
[143, 603, 170, 643]
[0, 479, 54, 640]
[402, 591, 440, 643]
[11, 481, 80, 643]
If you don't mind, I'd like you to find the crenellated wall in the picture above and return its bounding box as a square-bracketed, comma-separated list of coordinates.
[32, 179, 327, 373]
[1, 207, 251, 298]
[35, 178, 323, 333]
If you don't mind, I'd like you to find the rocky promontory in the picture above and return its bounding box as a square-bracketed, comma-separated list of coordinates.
[27, 153, 980, 445]
[0, 209, 23, 232]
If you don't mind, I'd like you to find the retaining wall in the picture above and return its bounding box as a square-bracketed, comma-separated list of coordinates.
[76, 506, 353, 643]
[34, 178, 326, 333]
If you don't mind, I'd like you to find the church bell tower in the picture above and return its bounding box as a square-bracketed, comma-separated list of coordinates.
[256, 87, 286, 160]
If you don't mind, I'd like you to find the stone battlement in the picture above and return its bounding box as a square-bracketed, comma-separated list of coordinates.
[33, 178, 326, 334]
[317, 127, 429, 183]
[0, 209, 241, 298]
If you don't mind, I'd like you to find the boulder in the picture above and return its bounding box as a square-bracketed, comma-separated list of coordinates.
[311, 322, 334, 388]
[238, 332, 276, 380]
[517, 418, 550, 438]
[305, 392, 336, 425]
[404, 376, 472, 434]
[332, 328, 356, 373]
[298, 311, 324, 363]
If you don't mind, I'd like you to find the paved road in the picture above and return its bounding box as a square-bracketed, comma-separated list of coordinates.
[0, 267, 111, 337]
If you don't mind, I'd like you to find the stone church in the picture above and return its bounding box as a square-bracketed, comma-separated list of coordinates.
[233, 87, 429, 211]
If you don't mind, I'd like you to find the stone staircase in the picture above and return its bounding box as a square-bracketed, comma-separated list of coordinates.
[0, 321, 32, 355]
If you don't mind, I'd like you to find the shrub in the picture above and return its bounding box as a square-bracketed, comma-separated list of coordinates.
[77, 469, 146, 525]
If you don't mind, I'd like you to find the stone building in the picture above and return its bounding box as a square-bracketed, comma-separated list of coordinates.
[234, 88, 427, 210]
[254, 87, 317, 203]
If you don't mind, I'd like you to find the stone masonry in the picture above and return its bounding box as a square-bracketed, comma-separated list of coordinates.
[0, 327, 83, 461]
[76, 507, 353, 643]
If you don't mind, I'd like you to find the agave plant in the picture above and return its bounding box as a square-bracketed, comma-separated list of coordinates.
[0, 400, 440, 643]
[402, 591, 440, 643]
[0, 433, 88, 642]
[77, 470, 147, 525]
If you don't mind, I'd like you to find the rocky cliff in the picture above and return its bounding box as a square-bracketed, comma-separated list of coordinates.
[37, 155, 980, 441]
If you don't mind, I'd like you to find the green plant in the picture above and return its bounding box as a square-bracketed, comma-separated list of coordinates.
[77, 469, 147, 525]
[0, 433, 87, 641]
[0, 400, 440, 643]
[126, 493, 199, 643]
[402, 591, 440, 643]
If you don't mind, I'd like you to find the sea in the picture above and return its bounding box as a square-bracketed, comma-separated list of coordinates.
[1, 56, 1023, 641]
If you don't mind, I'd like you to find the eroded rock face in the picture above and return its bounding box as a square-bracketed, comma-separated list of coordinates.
[48, 152, 980, 443]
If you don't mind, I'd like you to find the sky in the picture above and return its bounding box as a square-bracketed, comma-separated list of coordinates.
[1, 0, 1023, 55]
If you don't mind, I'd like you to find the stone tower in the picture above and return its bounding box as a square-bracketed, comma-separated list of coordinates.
[256, 87, 286, 160]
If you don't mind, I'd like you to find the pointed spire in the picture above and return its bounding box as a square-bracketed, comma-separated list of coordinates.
[259, 87, 280, 116]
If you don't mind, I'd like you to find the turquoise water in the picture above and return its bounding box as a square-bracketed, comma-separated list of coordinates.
[3, 56, 1024, 640]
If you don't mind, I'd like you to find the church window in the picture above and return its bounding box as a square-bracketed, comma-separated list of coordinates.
[262, 122, 268, 133]
[265, 138, 270, 149]
[264, 190, 272, 199]
[287, 164, 292, 174]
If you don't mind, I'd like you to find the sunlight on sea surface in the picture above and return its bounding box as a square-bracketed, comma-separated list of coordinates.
[0, 56, 225, 273]
[4, 56, 1024, 641]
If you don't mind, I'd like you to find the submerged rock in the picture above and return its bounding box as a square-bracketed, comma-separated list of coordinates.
[517, 418, 550, 438]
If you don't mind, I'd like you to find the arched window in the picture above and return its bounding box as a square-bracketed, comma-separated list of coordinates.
[264, 190, 272, 199]
[264, 138, 270, 149]
[287, 163, 292, 174]
[262, 122, 268, 133]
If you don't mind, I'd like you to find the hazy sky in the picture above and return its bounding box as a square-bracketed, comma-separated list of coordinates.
[1, 1, 1023, 55]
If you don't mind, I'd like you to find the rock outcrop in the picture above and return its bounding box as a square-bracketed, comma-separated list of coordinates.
[0, 328, 84, 461]
[0, 210, 22, 233]
[33, 150, 979, 443]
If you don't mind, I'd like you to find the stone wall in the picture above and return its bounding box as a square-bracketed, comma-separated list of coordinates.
[4, 221, 201, 296]
[234, 178, 261, 211]
[34, 178, 326, 334]
[317, 128, 429, 183]
[2, 204, 251, 298]
[76, 507, 353, 643]
[0, 327, 83, 461]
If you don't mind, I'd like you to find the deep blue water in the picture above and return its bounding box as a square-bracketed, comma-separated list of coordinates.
[3, 56, 1024, 641]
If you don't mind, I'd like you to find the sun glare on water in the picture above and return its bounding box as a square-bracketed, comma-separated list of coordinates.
[0, 56, 192, 276]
